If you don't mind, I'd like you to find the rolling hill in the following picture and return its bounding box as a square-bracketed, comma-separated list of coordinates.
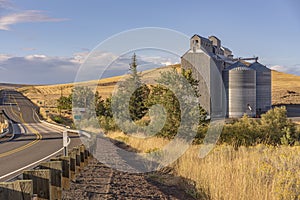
[16, 64, 300, 113]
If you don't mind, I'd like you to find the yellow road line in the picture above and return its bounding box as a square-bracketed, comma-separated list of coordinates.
[0, 94, 42, 158]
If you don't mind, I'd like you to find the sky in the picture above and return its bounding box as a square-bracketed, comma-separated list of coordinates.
[0, 0, 300, 84]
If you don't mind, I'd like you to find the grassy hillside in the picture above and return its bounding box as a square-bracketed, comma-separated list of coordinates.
[18, 65, 300, 109]
[17, 64, 180, 109]
[272, 70, 300, 105]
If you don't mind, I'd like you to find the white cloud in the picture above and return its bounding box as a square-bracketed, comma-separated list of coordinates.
[0, 0, 13, 10]
[0, 54, 12, 61]
[270, 65, 300, 76]
[0, 51, 124, 84]
[0, 53, 80, 84]
[0, 51, 182, 84]
[0, 10, 68, 30]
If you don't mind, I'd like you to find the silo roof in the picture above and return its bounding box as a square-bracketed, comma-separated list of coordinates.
[249, 62, 270, 72]
[224, 61, 254, 71]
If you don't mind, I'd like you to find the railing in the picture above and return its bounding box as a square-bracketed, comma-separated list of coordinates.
[0, 141, 97, 200]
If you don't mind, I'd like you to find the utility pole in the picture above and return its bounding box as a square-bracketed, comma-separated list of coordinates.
[59, 87, 63, 117]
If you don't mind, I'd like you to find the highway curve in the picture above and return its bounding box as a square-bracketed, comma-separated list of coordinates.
[0, 89, 82, 181]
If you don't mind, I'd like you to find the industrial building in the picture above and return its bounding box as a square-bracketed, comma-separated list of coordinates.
[181, 34, 271, 118]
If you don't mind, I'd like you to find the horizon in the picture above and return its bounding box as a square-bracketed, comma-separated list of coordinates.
[0, 0, 300, 84]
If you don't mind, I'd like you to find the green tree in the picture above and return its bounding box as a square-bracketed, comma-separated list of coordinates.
[128, 53, 150, 121]
[220, 114, 260, 148]
[182, 68, 207, 123]
[260, 106, 297, 145]
[147, 84, 181, 138]
[147, 68, 206, 139]
[72, 86, 94, 109]
[95, 91, 105, 117]
[220, 107, 300, 148]
[57, 94, 72, 110]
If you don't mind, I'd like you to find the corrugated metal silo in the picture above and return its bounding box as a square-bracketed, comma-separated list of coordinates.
[249, 62, 271, 115]
[223, 61, 256, 118]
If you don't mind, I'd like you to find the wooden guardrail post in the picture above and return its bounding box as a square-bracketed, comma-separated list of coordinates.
[23, 169, 50, 200]
[79, 145, 86, 168]
[50, 156, 70, 190]
[68, 150, 76, 182]
[84, 146, 89, 164]
[74, 147, 81, 173]
[39, 161, 62, 200]
[0, 180, 32, 200]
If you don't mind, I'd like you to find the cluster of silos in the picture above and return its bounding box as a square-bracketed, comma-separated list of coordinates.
[249, 62, 272, 115]
[223, 62, 256, 118]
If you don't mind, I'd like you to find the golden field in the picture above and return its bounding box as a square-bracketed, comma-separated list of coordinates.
[107, 131, 300, 200]
[272, 70, 300, 105]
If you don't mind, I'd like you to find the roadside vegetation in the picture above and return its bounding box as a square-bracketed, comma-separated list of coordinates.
[0, 122, 8, 133]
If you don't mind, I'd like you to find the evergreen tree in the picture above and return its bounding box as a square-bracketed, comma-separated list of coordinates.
[95, 91, 105, 117]
[128, 53, 150, 121]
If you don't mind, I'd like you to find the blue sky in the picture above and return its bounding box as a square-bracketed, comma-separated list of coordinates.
[0, 0, 300, 84]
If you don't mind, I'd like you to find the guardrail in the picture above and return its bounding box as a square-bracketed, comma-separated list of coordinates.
[0, 140, 97, 200]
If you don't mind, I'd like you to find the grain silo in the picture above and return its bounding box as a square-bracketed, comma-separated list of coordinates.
[249, 62, 271, 115]
[223, 61, 256, 118]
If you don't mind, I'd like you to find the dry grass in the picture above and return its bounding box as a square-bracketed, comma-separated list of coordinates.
[174, 145, 300, 200]
[272, 70, 300, 105]
[0, 123, 8, 132]
[106, 131, 169, 152]
[106, 132, 300, 200]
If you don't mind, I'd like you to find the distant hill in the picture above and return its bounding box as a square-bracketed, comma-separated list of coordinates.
[17, 64, 180, 108]
[271, 70, 300, 105]
[15, 64, 300, 108]
[0, 83, 33, 90]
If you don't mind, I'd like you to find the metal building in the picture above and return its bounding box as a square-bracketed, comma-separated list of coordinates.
[181, 34, 271, 118]
[249, 62, 271, 115]
[181, 34, 226, 117]
[223, 61, 256, 118]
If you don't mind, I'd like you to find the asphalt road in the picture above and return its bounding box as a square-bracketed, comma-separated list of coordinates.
[0, 89, 82, 181]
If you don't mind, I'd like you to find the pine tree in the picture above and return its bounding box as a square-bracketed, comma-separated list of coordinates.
[128, 53, 150, 121]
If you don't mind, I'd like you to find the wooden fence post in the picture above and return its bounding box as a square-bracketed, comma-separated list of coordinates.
[0, 180, 32, 200]
[50, 156, 70, 190]
[79, 145, 86, 168]
[23, 169, 50, 200]
[74, 147, 81, 173]
[39, 161, 62, 200]
[84, 147, 89, 164]
[68, 150, 76, 181]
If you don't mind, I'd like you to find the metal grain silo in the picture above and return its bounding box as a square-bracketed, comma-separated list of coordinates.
[223, 61, 256, 118]
[249, 62, 271, 115]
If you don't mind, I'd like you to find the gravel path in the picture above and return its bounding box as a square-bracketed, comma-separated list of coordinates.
[62, 157, 196, 200]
